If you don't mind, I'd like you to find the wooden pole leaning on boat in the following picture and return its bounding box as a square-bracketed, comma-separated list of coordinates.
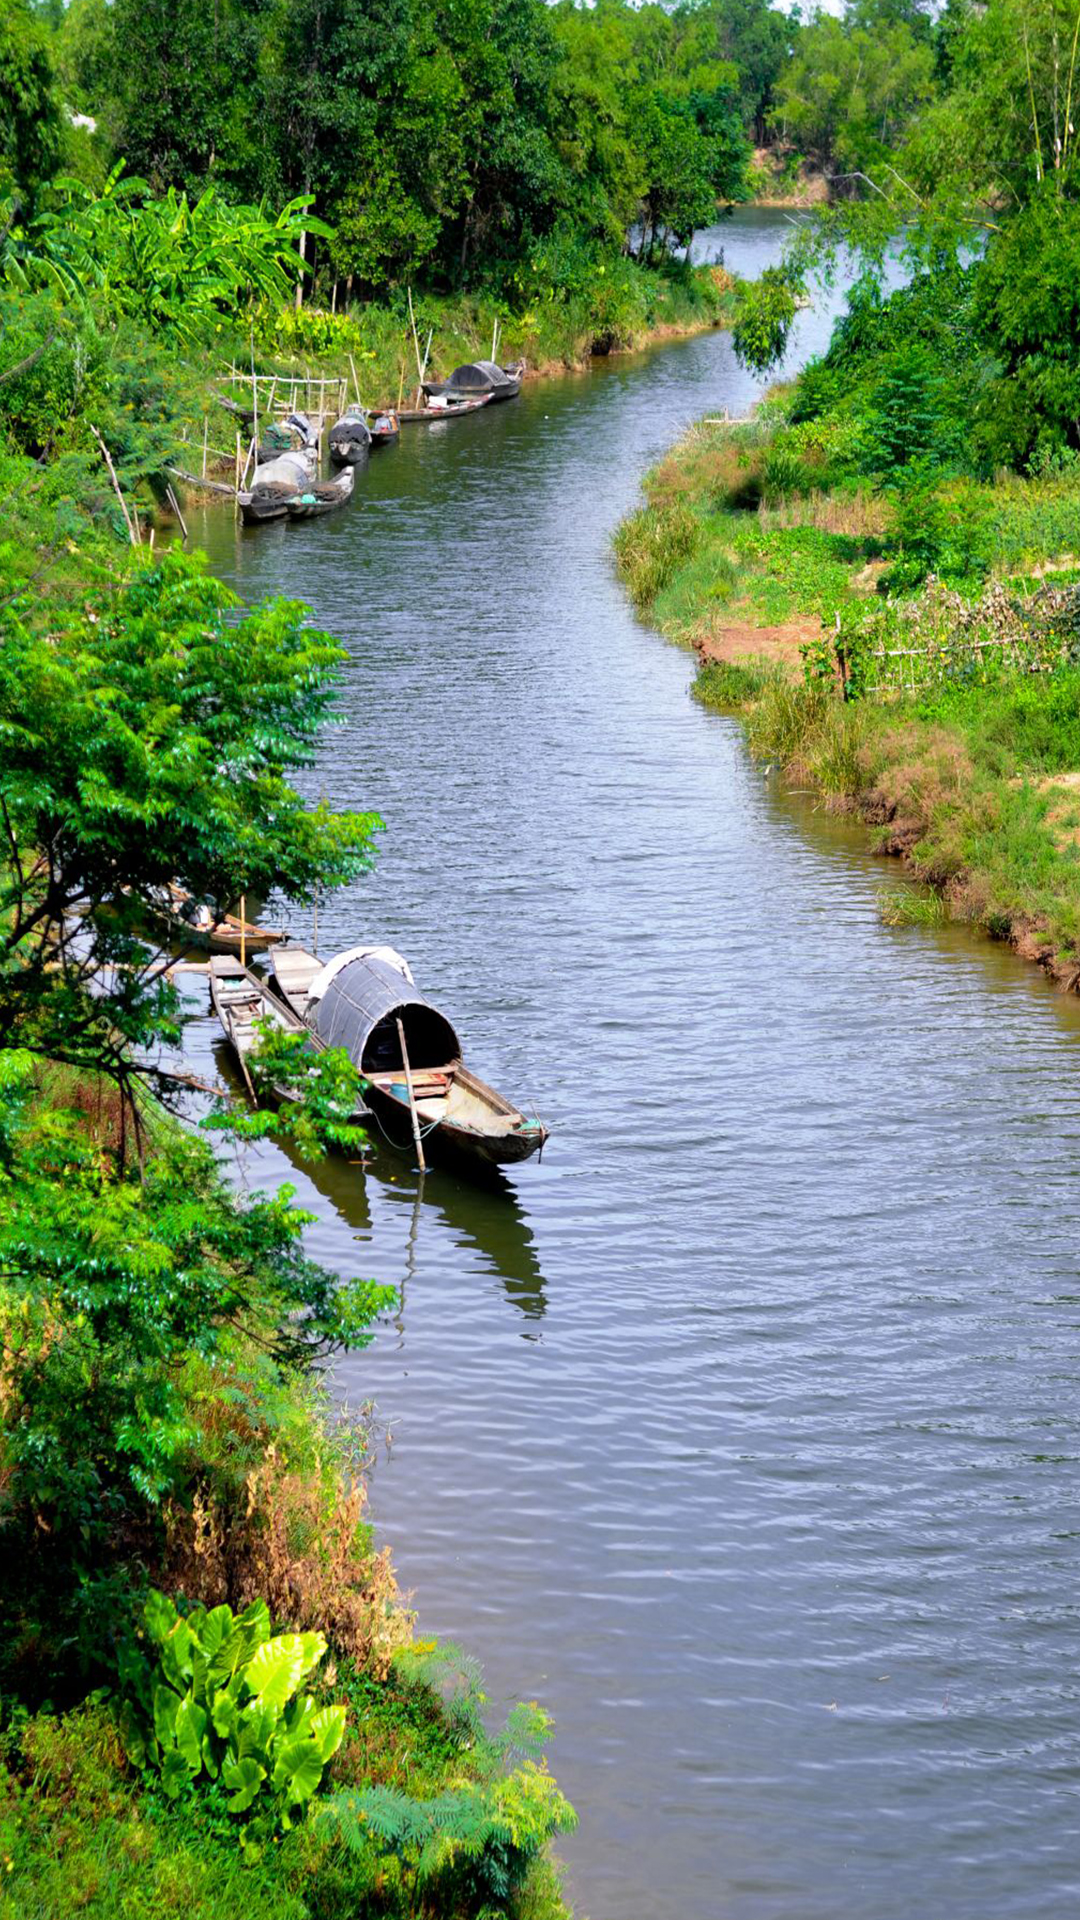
[395, 1017, 427, 1173]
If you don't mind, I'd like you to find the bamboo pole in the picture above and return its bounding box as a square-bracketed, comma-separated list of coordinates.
[89, 424, 137, 545]
[349, 353, 362, 406]
[312, 885, 318, 957]
[240, 895, 246, 970]
[250, 335, 259, 454]
[202, 414, 209, 478]
[397, 359, 406, 410]
[165, 482, 189, 543]
[235, 429, 241, 491]
[407, 287, 422, 380]
[395, 1017, 426, 1172]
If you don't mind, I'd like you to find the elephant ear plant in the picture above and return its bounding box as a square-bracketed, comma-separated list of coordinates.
[118, 1589, 346, 1840]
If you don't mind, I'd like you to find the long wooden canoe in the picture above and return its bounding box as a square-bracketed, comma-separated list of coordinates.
[394, 393, 494, 424]
[144, 883, 286, 955]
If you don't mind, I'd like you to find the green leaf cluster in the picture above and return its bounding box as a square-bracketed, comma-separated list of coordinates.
[119, 1590, 346, 1837]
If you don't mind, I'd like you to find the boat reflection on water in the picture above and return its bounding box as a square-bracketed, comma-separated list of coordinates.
[210, 1039, 546, 1327]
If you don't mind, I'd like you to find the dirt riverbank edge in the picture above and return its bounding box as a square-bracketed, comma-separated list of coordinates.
[615, 417, 1080, 1001]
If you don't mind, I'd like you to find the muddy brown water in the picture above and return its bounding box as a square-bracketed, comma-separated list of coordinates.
[182, 210, 1080, 1919]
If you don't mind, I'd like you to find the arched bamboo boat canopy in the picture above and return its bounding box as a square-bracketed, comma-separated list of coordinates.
[309, 953, 461, 1075]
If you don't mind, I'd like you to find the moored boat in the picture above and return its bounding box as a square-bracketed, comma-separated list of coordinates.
[368, 410, 400, 447]
[144, 883, 287, 955]
[237, 447, 315, 524]
[257, 410, 318, 463]
[395, 392, 494, 424]
[423, 359, 524, 403]
[271, 944, 547, 1166]
[327, 408, 372, 466]
[286, 464, 355, 519]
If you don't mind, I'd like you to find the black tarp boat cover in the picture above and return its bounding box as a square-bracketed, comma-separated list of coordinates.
[310, 953, 460, 1073]
[444, 360, 514, 393]
[328, 409, 371, 445]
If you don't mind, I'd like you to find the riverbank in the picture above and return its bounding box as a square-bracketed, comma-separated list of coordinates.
[185, 262, 736, 492]
[615, 411, 1080, 993]
[0, 1060, 576, 1920]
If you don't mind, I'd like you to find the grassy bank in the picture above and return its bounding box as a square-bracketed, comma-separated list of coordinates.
[615, 409, 1080, 989]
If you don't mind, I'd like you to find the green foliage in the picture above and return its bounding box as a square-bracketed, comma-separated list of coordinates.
[858, 347, 962, 479]
[2, 171, 321, 342]
[207, 1024, 370, 1162]
[119, 1591, 346, 1839]
[0, 0, 62, 208]
[732, 265, 800, 374]
[0, 1050, 394, 1693]
[883, 474, 994, 590]
[0, 1702, 314, 1920]
[771, 8, 936, 175]
[0, 549, 380, 1087]
[878, 884, 947, 927]
[322, 1642, 576, 1909]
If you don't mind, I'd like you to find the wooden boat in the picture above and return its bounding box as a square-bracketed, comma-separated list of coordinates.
[238, 447, 315, 524]
[271, 945, 547, 1167]
[368, 410, 400, 447]
[287, 464, 355, 519]
[257, 411, 318, 464]
[144, 883, 286, 955]
[327, 408, 372, 466]
[423, 359, 524, 403]
[209, 956, 368, 1123]
[395, 393, 494, 424]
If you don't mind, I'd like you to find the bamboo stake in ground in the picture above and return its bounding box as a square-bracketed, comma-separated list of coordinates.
[89, 424, 137, 545]
[165, 482, 189, 544]
[349, 353, 362, 406]
[407, 287, 422, 380]
[202, 414, 209, 477]
[395, 1017, 427, 1172]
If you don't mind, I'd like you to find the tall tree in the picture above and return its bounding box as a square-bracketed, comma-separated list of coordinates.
[0, 0, 62, 207]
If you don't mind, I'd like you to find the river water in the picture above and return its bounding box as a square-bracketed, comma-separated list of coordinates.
[185, 209, 1080, 1920]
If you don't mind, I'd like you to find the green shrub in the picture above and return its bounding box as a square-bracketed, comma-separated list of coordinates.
[883, 476, 994, 591]
[119, 1591, 346, 1839]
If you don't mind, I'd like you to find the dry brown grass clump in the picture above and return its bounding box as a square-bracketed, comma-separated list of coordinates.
[758, 488, 888, 540]
[163, 1440, 412, 1677]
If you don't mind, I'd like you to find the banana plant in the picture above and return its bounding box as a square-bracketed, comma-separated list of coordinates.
[119, 1589, 347, 1829]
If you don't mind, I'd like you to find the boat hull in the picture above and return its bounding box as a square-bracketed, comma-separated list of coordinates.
[364, 1078, 547, 1167]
